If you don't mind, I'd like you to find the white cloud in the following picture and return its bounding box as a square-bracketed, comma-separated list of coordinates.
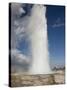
[52, 17, 64, 28]
[15, 27, 25, 38]
[11, 49, 30, 63]
[11, 4, 31, 73]
[11, 3, 26, 48]
[11, 3, 25, 17]
[19, 7, 25, 14]
[13, 16, 30, 46]
[52, 23, 64, 28]
[11, 3, 30, 48]
[14, 20, 19, 26]
[11, 49, 31, 73]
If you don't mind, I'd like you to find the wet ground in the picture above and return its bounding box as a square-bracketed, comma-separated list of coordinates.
[10, 70, 65, 87]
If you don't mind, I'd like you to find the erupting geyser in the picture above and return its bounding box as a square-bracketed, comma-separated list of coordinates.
[28, 5, 52, 74]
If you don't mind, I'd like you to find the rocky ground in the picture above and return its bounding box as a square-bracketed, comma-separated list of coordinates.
[10, 70, 65, 87]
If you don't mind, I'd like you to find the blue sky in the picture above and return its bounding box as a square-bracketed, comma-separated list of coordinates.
[11, 4, 65, 71]
[47, 5, 65, 67]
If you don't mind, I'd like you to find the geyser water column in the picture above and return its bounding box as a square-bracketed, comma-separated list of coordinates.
[28, 5, 52, 74]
